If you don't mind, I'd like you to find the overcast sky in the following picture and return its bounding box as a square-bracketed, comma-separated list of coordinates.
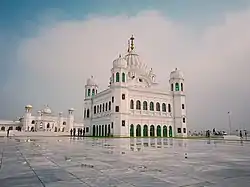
[0, 0, 250, 131]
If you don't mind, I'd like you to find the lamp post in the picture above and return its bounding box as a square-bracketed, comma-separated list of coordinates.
[228, 111, 232, 135]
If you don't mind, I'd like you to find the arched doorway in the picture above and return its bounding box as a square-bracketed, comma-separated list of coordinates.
[105, 125, 107, 137]
[150, 125, 155, 137]
[1, 126, 5, 131]
[163, 126, 167, 137]
[157, 125, 161, 137]
[130, 124, 134, 137]
[169, 126, 173, 137]
[136, 124, 141, 137]
[102, 125, 104, 136]
[93, 125, 96, 136]
[99, 125, 101, 136]
[96, 125, 98, 137]
[143, 125, 148, 137]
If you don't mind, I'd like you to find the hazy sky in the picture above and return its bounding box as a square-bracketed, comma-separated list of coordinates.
[1, 0, 250, 131]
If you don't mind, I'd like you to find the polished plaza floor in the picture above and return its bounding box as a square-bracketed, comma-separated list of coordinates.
[0, 136, 250, 187]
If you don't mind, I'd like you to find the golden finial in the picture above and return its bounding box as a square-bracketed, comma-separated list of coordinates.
[130, 35, 135, 51]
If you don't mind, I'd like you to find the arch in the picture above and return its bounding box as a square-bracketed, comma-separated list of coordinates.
[105, 103, 108, 111]
[122, 72, 126, 82]
[31, 120, 35, 124]
[47, 123, 50, 129]
[87, 88, 91, 96]
[143, 125, 148, 137]
[116, 72, 120, 82]
[175, 82, 179, 91]
[96, 125, 99, 136]
[108, 101, 111, 110]
[130, 124, 134, 137]
[169, 126, 173, 137]
[143, 101, 147, 110]
[136, 100, 141, 110]
[92, 89, 95, 96]
[63, 121, 66, 125]
[130, 100, 134, 109]
[136, 124, 141, 137]
[93, 125, 96, 136]
[98, 125, 101, 136]
[1, 126, 5, 131]
[102, 125, 104, 136]
[108, 124, 111, 136]
[150, 125, 155, 137]
[163, 126, 167, 137]
[157, 125, 161, 137]
[105, 125, 107, 137]
[162, 103, 166, 112]
[87, 109, 90, 118]
[150, 102, 154, 111]
[181, 83, 184, 91]
[171, 83, 173, 91]
[168, 104, 171, 113]
[156, 102, 160, 111]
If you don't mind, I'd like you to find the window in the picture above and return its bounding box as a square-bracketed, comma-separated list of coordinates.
[84, 109, 86, 118]
[182, 104, 185, 109]
[150, 102, 154, 111]
[175, 83, 179, 91]
[94, 106, 96, 114]
[100, 104, 102, 113]
[181, 83, 184, 91]
[183, 128, 186, 133]
[156, 102, 160, 111]
[139, 78, 142, 82]
[122, 94, 125, 100]
[168, 104, 171, 112]
[86, 127, 89, 133]
[31, 120, 35, 124]
[112, 96, 114, 103]
[122, 120, 125, 127]
[87, 89, 91, 96]
[92, 89, 95, 96]
[87, 109, 90, 118]
[183, 118, 186, 123]
[109, 101, 111, 110]
[116, 72, 120, 82]
[115, 106, 119, 112]
[143, 101, 147, 110]
[162, 103, 166, 112]
[130, 100, 134, 109]
[136, 100, 141, 110]
[105, 103, 108, 111]
[97, 105, 99, 113]
[122, 73, 126, 82]
[178, 128, 181, 133]
[171, 84, 173, 91]
[111, 122, 113, 128]
[103, 103, 105, 112]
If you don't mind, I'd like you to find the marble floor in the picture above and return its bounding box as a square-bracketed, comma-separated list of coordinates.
[0, 137, 250, 187]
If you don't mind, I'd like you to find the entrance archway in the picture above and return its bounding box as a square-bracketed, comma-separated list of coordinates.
[150, 125, 155, 137]
[169, 126, 173, 137]
[136, 124, 141, 137]
[157, 125, 161, 137]
[143, 125, 148, 137]
[163, 126, 167, 137]
[93, 125, 96, 136]
[130, 124, 134, 137]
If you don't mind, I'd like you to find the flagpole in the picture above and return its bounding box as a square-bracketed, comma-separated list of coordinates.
[228, 112, 232, 135]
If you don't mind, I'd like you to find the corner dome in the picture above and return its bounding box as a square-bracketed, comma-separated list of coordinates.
[86, 76, 97, 86]
[113, 55, 127, 68]
[25, 105, 32, 109]
[170, 68, 184, 79]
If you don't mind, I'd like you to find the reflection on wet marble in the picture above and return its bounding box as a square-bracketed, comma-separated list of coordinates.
[0, 137, 250, 187]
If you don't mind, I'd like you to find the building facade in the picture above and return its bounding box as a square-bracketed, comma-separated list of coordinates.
[83, 35, 187, 137]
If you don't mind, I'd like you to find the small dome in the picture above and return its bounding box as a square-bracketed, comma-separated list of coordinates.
[42, 105, 52, 114]
[25, 105, 32, 109]
[86, 76, 97, 86]
[113, 55, 127, 68]
[68, 108, 75, 111]
[170, 68, 184, 79]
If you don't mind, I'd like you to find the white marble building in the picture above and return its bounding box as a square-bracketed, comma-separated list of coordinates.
[83, 36, 187, 137]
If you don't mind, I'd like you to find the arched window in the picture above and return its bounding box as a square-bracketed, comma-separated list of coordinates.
[130, 100, 134, 109]
[100, 104, 102, 112]
[156, 102, 160, 111]
[136, 100, 141, 110]
[87, 89, 91, 96]
[171, 84, 173, 91]
[116, 72, 120, 82]
[143, 101, 147, 110]
[94, 106, 96, 114]
[63, 121, 66, 125]
[87, 109, 90, 118]
[150, 102, 154, 111]
[181, 83, 184, 91]
[97, 105, 99, 113]
[162, 103, 166, 112]
[109, 101, 111, 110]
[47, 123, 50, 128]
[102, 103, 105, 112]
[122, 72, 126, 82]
[31, 120, 35, 124]
[105, 103, 108, 111]
[168, 104, 171, 113]
[175, 83, 179, 91]
[1, 126, 5, 131]
[92, 89, 95, 96]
